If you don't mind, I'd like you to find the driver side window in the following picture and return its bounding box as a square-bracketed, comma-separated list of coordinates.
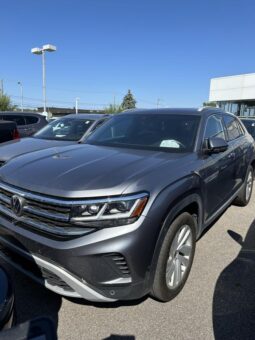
[204, 115, 226, 140]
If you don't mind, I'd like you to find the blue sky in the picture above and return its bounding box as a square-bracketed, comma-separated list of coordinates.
[1, 0, 255, 110]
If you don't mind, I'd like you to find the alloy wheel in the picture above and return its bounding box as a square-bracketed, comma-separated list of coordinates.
[245, 170, 253, 202]
[166, 224, 193, 289]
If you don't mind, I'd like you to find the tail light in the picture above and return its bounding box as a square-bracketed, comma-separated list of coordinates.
[12, 128, 20, 140]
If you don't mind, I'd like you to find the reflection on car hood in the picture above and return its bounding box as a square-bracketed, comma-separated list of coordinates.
[0, 144, 195, 198]
[0, 137, 75, 162]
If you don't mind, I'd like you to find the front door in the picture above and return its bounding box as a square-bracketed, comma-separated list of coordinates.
[201, 114, 236, 220]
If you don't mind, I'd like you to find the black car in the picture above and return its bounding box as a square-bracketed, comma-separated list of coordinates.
[0, 121, 19, 144]
[0, 108, 254, 303]
[0, 114, 110, 166]
[240, 117, 255, 140]
[0, 112, 48, 137]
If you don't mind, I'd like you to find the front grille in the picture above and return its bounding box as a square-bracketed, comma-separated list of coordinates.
[0, 182, 94, 238]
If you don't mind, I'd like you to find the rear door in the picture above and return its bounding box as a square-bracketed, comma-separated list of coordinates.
[223, 115, 249, 191]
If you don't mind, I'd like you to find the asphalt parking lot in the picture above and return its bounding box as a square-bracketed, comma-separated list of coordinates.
[1, 191, 255, 340]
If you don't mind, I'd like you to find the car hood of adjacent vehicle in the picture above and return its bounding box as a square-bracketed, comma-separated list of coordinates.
[0, 144, 196, 198]
[0, 137, 74, 162]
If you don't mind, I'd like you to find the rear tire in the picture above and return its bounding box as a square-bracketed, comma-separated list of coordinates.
[151, 212, 196, 302]
[234, 165, 253, 207]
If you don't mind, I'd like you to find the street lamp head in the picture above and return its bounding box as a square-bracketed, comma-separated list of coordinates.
[42, 44, 57, 52]
[31, 47, 42, 55]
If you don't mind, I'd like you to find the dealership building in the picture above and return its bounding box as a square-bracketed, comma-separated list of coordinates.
[209, 73, 255, 117]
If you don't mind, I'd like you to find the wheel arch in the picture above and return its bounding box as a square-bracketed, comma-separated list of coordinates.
[251, 158, 255, 174]
[147, 191, 203, 288]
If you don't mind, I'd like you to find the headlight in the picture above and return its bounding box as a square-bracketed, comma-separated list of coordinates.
[71, 193, 149, 227]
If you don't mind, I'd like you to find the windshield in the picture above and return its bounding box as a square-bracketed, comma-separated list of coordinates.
[34, 118, 94, 141]
[87, 113, 200, 152]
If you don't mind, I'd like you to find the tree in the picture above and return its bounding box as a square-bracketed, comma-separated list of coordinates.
[203, 101, 217, 107]
[104, 104, 123, 114]
[121, 90, 136, 110]
[0, 94, 16, 111]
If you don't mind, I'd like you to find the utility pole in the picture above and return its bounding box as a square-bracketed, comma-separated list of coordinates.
[75, 97, 79, 114]
[17, 82, 24, 112]
[31, 44, 57, 119]
[0, 79, 3, 96]
[42, 50, 46, 114]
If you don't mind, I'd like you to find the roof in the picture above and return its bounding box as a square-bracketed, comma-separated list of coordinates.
[0, 111, 44, 117]
[120, 107, 224, 116]
[60, 113, 111, 120]
[37, 107, 105, 115]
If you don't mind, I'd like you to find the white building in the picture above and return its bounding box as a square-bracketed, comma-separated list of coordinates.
[209, 73, 255, 116]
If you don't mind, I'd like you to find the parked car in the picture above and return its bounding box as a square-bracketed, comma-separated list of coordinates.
[0, 114, 110, 167]
[0, 266, 14, 331]
[0, 108, 254, 303]
[0, 266, 56, 339]
[240, 117, 255, 140]
[0, 121, 20, 145]
[0, 112, 48, 137]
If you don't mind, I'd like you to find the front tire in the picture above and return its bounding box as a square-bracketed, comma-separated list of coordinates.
[151, 212, 196, 302]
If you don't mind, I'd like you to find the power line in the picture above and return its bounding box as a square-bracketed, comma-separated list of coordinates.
[3, 77, 160, 106]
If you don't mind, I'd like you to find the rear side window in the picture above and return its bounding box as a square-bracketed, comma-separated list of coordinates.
[223, 115, 241, 141]
[25, 116, 39, 125]
[204, 115, 226, 140]
[2, 115, 26, 126]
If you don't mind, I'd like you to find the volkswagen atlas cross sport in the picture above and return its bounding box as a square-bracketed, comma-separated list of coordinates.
[0, 108, 254, 303]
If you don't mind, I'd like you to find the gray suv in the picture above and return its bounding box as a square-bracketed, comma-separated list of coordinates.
[0, 108, 254, 303]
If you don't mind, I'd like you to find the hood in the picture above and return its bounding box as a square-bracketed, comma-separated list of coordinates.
[0, 144, 195, 198]
[0, 138, 75, 162]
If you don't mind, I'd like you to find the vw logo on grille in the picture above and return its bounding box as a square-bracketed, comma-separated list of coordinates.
[10, 195, 25, 216]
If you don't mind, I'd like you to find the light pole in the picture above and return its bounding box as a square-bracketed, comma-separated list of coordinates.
[17, 81, 23, 112]
[31, 44, 57, 119]
[75, 97, 80, 114]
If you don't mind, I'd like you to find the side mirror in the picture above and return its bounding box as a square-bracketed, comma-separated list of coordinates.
[205, 137, 228, 154]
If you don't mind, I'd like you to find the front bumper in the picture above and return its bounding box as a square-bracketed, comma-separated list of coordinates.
[0, 210, 161, 302]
